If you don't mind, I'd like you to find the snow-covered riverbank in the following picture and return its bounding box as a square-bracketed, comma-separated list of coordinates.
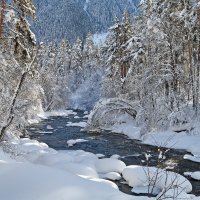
[0, 109, 199, 200]
[0, 136, 199, 200]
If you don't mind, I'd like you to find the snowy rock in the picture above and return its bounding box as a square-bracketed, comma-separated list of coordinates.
[157, 189, 191, 200]
[83, 114, 89, 119]
[184, 171, 200, 181]
[95, 158, 126, 173]
[184, 172, 193, 177]
[46, 125, 54, 130]
[110, 154, 121, 159]
[191, 172, 200, 181]
[37, 131, 53, 134]
[184, 154, 200, 163]
[131, 186, 161, 195]
[122, 165, 192, 193]
[10, 138, 49, 154]
[66, 122, 87, 128]
[67, 139, 88, 147]
[90, 178, 119, 190]
[100, 172, 121, 181]
[96, 153, 105, 158]
[187, 144, 200, 156]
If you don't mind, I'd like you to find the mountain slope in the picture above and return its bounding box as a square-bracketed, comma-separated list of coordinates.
[32, 0, 139, 42]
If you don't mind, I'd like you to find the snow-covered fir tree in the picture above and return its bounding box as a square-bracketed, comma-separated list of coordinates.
[0, 0, 43, 139]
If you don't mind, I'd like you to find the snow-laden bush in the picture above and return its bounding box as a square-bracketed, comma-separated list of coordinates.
[85, 98, 137, 131]
[169, 110, 190, 127]
[135, 97, 173, 134]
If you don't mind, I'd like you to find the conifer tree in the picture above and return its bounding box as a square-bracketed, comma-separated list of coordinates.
[0, 0, 38, 139]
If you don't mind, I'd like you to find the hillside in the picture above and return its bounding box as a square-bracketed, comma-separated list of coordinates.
[32, 0, 139, 42]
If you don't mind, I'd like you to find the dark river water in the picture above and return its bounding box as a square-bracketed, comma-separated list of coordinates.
[27, 110, 200, 196]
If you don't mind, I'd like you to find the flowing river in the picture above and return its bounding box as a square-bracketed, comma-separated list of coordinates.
[27, 109, 200, 196]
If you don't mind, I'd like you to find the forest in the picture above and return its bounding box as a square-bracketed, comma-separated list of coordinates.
[0, 0, 200, 200]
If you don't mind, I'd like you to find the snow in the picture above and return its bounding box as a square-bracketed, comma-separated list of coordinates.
[131, 186, 161, 195]
[95, 158, 126, 173]
[67, 139, 88, 147]
[87, 99, 200, 169]
[91, 108, 195, 164]
[5, 9, 15, 22]
[93, 32, 109, 46]
[96, 153, 105, 158]
[0, 149, 15, 163]
[103, 112, 141, 140]
[10, 138, 49, 154]
[46, 125, 54, 130]
[83, 114, 89, 118]
[184, 154, 200, 163]
[100, 172, 121, 181]
[90, 178, 119, 189]
[184, 171, 200, 181]
[157, 189, 192, 200]
[0, 162, 133, 200]
[142, 131, 200, 156]
[0, 137, 199, 200]
[86, 98, 140, 139]
[66, 121, 87, 128]
[110, 122, 141, 140]
[0, 138, 149, 200]
[103, 114, 200, 166]
[122, 165, 192, 193]
[38, 110, 77, 118]
[190, 171, 200, 181]
[28, 118, 41, 124]
[110, 154, 121, 159]
[37, 131, 53, 134]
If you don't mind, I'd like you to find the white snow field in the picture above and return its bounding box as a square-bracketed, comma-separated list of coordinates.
[0, 137, 199, 200]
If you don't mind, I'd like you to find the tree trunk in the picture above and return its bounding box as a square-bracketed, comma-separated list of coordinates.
[0, 71, 27, 141]
[0, 0, 6, 38]
[0, 51, 37, 141]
